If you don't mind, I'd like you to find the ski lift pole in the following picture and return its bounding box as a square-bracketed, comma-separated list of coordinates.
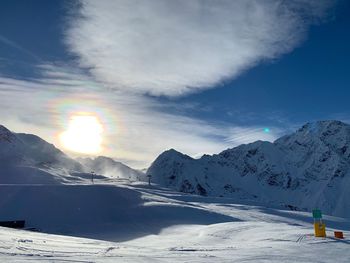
[147, 174, 152, 186]
[91, 171, 95, 184]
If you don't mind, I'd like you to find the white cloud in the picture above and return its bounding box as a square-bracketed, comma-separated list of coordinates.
[2, 1, 335, 167]
[65, 0, 334, 96]
[0, 65, 287, 168]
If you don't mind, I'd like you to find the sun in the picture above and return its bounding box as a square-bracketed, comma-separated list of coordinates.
[59, 113, 104, 154]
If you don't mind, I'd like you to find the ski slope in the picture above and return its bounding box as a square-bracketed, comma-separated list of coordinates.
[0, 181, 349, 262]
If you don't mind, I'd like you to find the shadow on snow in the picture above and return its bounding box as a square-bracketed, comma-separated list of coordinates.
[0, 184, 236, 242]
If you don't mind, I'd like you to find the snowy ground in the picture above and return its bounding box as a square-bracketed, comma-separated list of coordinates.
[0, 180, 349, 262]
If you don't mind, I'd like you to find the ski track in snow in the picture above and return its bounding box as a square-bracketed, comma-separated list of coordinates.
[0, 181, 349, 262]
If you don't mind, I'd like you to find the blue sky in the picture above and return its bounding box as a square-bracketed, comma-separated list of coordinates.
[0, 0, 349, 167]
[170, 0, 350, 126]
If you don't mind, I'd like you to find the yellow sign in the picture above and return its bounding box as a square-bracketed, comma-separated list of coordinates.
[314, 222, 326, 237]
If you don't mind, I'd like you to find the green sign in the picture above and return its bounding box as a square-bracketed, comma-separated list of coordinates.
[312, 209, 322, 219]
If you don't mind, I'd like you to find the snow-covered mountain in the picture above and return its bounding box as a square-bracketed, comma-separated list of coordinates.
[77, 156, 146, 181]
[147, 120, 350, 218]
[0, 125, 24, 164]
[0, 125, 143, 183]
[1, 122, 350, 262]
[16, 133, 83, 170]
[0, 125, 81, 169]
[0, 125, 87, 184]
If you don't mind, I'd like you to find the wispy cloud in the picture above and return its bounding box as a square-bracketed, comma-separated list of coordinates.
[0, 34, 42, 62]
[2, 1, 335, 167]
[226, 126, 285, 145]
[0, 64, 289, 167]
[65, 0, 335, 96]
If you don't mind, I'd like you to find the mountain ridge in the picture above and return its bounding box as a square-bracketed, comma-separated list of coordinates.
[78, 156, 146, 181]
[0, 125, 143, 183]
[147, 120, 350, 217]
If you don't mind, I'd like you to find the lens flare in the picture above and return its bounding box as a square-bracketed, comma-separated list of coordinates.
[59, 113, 104, 154]
[51, 95, 123, 156]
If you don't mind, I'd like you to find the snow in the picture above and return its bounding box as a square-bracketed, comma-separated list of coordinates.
[148, 120, 350, 218]
[0, 121, 350, 261]
[0, 125, 143, 185]
[0, 182, 349, 262]
[78, 156, 146, 181]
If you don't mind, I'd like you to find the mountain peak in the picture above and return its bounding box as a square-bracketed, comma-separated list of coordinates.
[157, 148, 193, 160]
[297, 120, 348, 133]
[0, 124, 18, 143]
[0, 124, 10, 132]
[275, 120, 350, 147]
[148, 120, 350, 217]
[164, 148, 182, 154]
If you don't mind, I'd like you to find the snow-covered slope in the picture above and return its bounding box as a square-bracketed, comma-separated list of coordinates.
[0, 121, 349, 261]
[0, 184, 349, 262]
[0, 125, 82, 169]
[0, 125, 87, 184]
[0, 184, 231, 241]
[0, 125, 142, 184]
[147, 120, 350, 218]
[0, 125, 25, 164]
[78, 156, 146, 182]
[16, 133, 82, 170]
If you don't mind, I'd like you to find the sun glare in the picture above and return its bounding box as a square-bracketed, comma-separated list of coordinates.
[59, 113, 104, 154]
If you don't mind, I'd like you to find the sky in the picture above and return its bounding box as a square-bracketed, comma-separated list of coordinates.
[0, 0, 349, 168]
